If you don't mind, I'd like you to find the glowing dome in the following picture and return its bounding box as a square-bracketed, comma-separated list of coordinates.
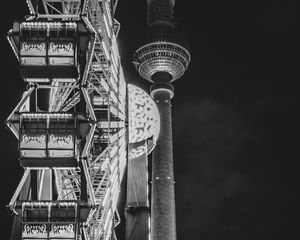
[128, 84, 160, 144]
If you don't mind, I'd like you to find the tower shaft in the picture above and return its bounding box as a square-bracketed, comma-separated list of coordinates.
[151, 83, 176, 240]
[134, 0, 190, 239]
[147, 0, 175, 26]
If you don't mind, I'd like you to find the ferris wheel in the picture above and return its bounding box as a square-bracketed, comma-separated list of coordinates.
[6, 1, 160, 239]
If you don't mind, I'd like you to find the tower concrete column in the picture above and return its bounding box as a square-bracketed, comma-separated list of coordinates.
[133, 0, 191, 239]
[150, 83, 176, 240]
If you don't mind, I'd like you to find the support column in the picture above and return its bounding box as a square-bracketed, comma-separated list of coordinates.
[125, 140, 150, 240]
[150, 79, 176, 240]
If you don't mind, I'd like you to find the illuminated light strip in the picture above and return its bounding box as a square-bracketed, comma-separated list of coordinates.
[101, 187, 110, 208]
[85, 208, 97, 226]
[111, 35, 120, 65]
[91, 152, 110, 171]
[110, 54, 118, 77]
[110, 66, 118, 92]
[119, 134, 126, 146]
[119, 77, 126, 92]
[48, 82, 77, 112]
[59, 179, 79, 200]
[82, 35, 96, 86]
[110, 154, 120, 175]
[111, 42, 121, 69]
[82, 88, 97, 121]
[103, 208, 113, 234]
[104, 153, 121, 176]
[104, 0, 113, 26]
[101, 40, 110, 59]
[110, 88, 118, 104]
[100, 78, 110, 92]
[51, 78, 77, 83]
[82, 15, 97, 37]
[111, 180, 120, 210]
[114, 107, 126, 120]
[20, 21, 77, 29]
[109, 105, 118, 116]
[82, 160, 96, 206]
[119, 79, 126, 95]
[110, 100, 125, 116]
[92, 58, 110, 86]
[49, 80, 60, 111]
[26, 78, 50, 83]
[90, 139, 120, 168]
[7, 123, 19, 140]
[7, 34, 19, 61]
[83, 228, 89, 240]
[94, 170, 110, 198]
[110, 161, 119, 184]
[110, 176, 120, 206]
[98, 139, 123, 171]
[118, 100, 126, 115]
[91, 62, 108, 72]
[119, 68, 126, 86]
[82, 124, 96, 158]
[103, 15, 111, 38]
[109, 142, 118, 157]
[111, 185, 119, 211]
[81, 0, 90, 16]
[89, 69, 110, 95]
[99, 158, 110, 173]
[110, 172, 120, 197]
[119, 87, 126, 100]
[110, 73, 118, 95]
[38, 170, 45, 200]
[20, 57, 47, 66]
[135, 41, 191, 61]
[7, 88, 34, 123]
[148, 216, 151, 240]
[55, 170, 67, 200]
[97, 121, 125, 129]
[104, 224, 113, 240]
[109, 128, 126, 143]
[26, 0, 35, 14]
[93, 95, 105, 106]
[36, 14, 80, 19]
[119, 161, 127, 180]
[21, 113, 73, 118]
[110, 49, 119, 73]
[60, 90, 80, 112]
[9, 169, 31, 208]
[110, 91, 119, 105]
[119, 94, 126, 106]
[89, 82, 109, 104]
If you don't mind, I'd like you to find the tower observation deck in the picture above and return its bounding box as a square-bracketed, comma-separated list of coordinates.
[133, 0, 191, 240]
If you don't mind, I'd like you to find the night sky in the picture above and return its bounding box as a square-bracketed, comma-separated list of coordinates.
[0, 0, 298, 239]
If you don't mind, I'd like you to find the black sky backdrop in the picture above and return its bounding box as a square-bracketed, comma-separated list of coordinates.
[0, 0, 298, 239]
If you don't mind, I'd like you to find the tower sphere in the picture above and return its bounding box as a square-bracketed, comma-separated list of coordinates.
[133, 25, 191, 82]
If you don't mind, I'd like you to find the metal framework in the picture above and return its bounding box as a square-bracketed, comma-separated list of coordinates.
[7, 1, 127, 239]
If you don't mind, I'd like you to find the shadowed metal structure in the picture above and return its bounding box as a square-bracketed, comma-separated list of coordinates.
[133, 0, 191, 239]
[5, 1, 156, 240]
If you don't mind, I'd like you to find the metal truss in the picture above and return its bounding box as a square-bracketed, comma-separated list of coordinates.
[8, 1, 127, 240]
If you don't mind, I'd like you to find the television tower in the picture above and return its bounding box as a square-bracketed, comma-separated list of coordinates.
[133, 0, 191, 239]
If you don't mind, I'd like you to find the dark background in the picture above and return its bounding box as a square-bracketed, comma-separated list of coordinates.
[0, 0, 297, 239]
